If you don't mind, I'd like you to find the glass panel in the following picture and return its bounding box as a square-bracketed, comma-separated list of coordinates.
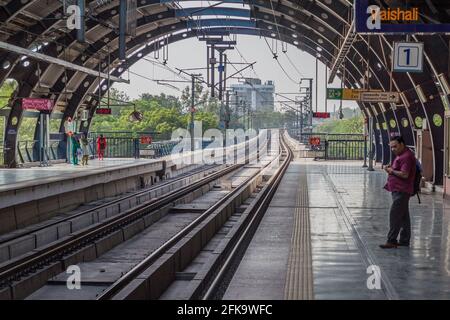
[19, 117, 38, 141]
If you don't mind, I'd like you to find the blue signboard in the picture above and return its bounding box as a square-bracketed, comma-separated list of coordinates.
[355, 0, 450, 33]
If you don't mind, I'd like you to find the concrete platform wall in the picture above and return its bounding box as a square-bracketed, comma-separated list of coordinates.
[0, 161, 168, 235]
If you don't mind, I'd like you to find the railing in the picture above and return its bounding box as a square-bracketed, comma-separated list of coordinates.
[325, 139, 366, 160]
[288, 130, 367, 161]
[0, 142, 3, 167]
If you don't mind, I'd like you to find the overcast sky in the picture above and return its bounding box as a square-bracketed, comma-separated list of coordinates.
[113, 35, 358, 112]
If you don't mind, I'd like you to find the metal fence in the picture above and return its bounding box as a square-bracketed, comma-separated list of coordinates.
[0, 142, 3, 166]
[289, 131, 367, 161]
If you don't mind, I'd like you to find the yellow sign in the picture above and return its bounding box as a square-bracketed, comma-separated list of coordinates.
[342, 89, 363, 100]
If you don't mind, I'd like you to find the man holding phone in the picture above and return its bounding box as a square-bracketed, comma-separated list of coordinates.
[380, 136, 416, 249]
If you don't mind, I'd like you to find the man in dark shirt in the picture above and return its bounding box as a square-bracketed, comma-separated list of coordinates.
[380, 136, 416, 249]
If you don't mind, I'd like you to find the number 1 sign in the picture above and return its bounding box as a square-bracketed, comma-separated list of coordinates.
[393, 42, 424, 73]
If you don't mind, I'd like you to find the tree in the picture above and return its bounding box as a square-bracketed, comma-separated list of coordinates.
[314, 114, 364, 134]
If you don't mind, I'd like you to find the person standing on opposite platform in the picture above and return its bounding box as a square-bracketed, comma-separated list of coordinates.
[80, 134, 89, 166]
[71, 134, 80, 165]
[97, 134, 107, 160]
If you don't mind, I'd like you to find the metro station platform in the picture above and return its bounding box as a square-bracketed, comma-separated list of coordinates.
[0, 158, 155, 190]
[224, 159, 450, 300]
[0, 157, 197, 235]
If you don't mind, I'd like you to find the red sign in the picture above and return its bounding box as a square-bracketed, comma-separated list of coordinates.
[313, 112, 330, 118]
[313, 112, 330, 119]
[309, 137, 321, 146]
[140, 136, 152, 144]
[96, 108, 112, 115]
[22, 98, 54, 112]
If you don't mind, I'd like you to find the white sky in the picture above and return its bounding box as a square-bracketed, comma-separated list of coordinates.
[113, 35, 358, 112]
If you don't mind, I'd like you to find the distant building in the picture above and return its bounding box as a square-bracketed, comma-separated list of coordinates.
[230, 78, 275, 112]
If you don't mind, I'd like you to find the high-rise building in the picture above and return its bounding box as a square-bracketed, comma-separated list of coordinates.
[230, 78, 275, 112]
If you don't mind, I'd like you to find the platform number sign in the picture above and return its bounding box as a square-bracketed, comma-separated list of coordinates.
[393, 42, 424, 73]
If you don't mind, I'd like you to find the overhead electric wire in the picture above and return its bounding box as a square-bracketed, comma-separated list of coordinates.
[263, 37, 299, 85]
[128, 70, 181, 92]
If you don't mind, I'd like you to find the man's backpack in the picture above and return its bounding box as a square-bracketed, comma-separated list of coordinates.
[413, 159, 423, 203]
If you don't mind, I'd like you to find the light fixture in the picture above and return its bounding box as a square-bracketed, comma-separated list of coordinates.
[438, 73, 450, 95]
[23, 60, 30, 67]
[292, 34, 298, 38]
[137, 52, 143, 57]
[293, 41, 299, 45]
[102, 84, 108, 91]
[129, 109, 143, 122]
[182, 33, 187, 38]
[400, 92, 410, 107]
[2, 60, 10, 69]
[316, 46, 322, 52]
[271, 33, 276, 37]
[415, 85, 427, 103]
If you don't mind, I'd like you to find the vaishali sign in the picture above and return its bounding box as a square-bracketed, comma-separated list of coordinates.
[355, 0, 450, 34]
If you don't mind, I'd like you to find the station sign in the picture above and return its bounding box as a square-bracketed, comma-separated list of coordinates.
[326, 88, 343, 100]
[359, 91, 400, 103]
[327, 88, 398, 103]
[96, 108, 112, 115]
[313, 112, 331, 119]
[342, 89, 364, 100]
[22, 98, 54, 112]
[393, 42, 424, 73]
[355, 0, 450, 34]
[327, 88, 363, 100]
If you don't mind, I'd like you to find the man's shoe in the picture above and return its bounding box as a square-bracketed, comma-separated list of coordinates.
[379, 243, 397, 249]
[397, 242, 410, 247]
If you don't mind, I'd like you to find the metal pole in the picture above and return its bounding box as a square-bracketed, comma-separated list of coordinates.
[119, 0, 127, 61]
[368, 116, 374, 171]
[211, 45, 215, 98]
[225, 90, 230, 130]
[363, 134, 368, 168]
[191, 75, 195, 152]
[218, 51, 223, 100]
[315, 57, 318, 112]
[39, 114, 44, 166]
[77, 0, 85, 42]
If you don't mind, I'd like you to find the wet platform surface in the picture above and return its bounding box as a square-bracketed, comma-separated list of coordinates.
[224, 159, 450, 300]
[0, 158, 155, 189]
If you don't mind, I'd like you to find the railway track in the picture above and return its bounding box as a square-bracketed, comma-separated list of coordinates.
[0, 133, 268, 299]
[95, 133, 293, 300]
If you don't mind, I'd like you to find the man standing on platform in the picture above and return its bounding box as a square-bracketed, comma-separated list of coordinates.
[380, 136, 416, 249]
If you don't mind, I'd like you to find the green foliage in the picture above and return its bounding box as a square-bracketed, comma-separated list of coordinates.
[91, 89, 218, 137]
[1, 80, 18, 144]
[315, 114, 364, 134]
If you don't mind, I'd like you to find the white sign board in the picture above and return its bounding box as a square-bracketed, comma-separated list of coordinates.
[360, 91, 400, 103]
[393, 42, 424, 73]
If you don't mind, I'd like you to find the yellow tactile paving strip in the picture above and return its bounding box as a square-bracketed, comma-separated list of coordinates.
[284, 172, 314, 300]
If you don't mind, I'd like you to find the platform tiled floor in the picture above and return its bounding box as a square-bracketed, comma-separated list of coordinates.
[224, 159, 450, 300]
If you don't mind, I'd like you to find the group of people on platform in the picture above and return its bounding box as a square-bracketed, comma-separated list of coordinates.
[70, 134, 107, 165]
